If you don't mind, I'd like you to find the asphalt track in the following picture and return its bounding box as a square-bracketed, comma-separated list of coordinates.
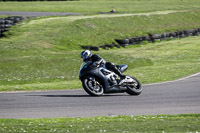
[0, 11, 81, 16]
[0, 73, 200, 118]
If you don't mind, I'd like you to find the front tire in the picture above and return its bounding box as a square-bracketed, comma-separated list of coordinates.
[126, 76, 142, 95]
[82, 76, 104, 96]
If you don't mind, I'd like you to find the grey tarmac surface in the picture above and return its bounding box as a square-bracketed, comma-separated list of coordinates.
[0, 73, 200, 118]
[0, 11, 81, 16]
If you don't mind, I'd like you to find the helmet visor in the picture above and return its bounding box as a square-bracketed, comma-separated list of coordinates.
[81, 52, 89, 59]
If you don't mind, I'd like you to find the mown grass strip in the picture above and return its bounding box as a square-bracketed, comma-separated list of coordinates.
[0, 114, 199, 133]
[0, 80, 81, 92]
[2, 11, 200, 50]
[53, 11, 200, 49]
[0, 0, 200, 14]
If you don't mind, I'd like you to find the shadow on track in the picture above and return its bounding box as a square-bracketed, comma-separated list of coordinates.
[26, 95, 90, 97]
[25, 94, 129, 98]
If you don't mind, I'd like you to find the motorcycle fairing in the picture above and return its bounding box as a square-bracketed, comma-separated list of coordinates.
[79, 63, 120, 93]
[79, 62, 130, 93]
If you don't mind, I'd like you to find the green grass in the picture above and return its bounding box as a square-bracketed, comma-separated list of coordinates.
[54, 11, 200, 49]
[0, 1, 200, 92]
[1, 11, 200, 91]
[2, 11, 200, 51]
[0, 36, 200, 91]
[0, 15, 10, 18]
[0, 0, 200, 14]
[0, 114, 200, 132]
[0, 1, 199, 131]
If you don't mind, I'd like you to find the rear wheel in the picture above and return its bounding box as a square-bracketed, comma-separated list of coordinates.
[82, 76, 104, 96]
[126, 76, 142, 95]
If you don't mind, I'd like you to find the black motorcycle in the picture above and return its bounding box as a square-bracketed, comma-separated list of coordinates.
[79, 61, 142, 96]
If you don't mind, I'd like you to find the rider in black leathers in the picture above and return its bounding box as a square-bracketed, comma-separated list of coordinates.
[81, 50, 126, 81]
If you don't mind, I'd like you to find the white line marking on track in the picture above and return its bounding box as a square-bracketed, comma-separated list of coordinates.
[144, 72, 200, 86]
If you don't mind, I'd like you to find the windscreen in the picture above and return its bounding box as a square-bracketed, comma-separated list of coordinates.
[80, 62, 87, 70]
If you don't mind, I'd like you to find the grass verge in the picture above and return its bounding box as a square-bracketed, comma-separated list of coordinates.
[0, 114, 200, 132]
[0, 15, 10, 18]
[0, 36, 200, 91]
[2, 11, 200, 50]
[0, 0, 200, 14]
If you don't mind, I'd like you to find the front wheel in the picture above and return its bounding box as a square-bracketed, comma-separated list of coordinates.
[82, 76, 104, 96]
[126, 76, 142, 95]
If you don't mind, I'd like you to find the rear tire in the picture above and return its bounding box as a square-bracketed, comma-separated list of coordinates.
[126, 76, 142, 95]
[82, 76, 104, 96]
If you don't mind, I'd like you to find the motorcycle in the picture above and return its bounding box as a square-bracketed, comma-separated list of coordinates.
[79, 61, 142, 96]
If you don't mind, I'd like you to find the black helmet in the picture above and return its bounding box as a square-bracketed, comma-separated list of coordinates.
[81, 50, 92, 61]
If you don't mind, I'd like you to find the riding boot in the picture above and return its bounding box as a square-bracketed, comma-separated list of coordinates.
[113, 66, 126, 84]
[105, 62, 126, 84]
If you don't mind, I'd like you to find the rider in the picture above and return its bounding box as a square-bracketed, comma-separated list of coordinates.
[81, 50, 126, 83]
